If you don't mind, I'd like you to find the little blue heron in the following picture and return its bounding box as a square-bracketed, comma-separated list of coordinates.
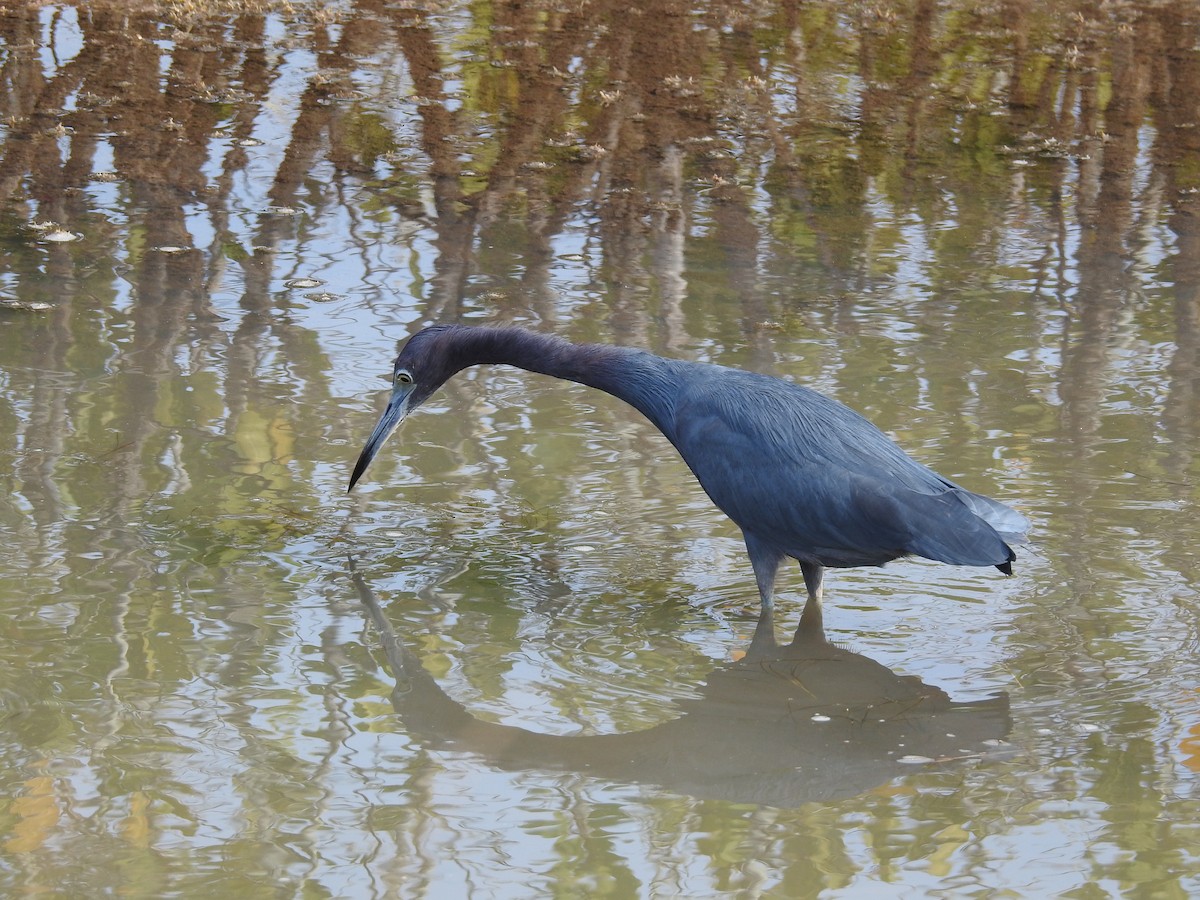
[349, 325, 1028, 610]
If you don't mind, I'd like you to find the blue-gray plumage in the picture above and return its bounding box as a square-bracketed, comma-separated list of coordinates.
[349, 325, 1028, 610]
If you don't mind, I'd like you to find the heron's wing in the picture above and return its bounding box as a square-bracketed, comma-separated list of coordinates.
[669, 372, 1022, 567]
[830, 410, 1029, 544]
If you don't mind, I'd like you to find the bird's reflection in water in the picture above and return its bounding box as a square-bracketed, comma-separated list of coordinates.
[351, 569, 1010, 807]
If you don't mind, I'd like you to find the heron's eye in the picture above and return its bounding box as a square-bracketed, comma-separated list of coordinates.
[395, 370, 414, 386]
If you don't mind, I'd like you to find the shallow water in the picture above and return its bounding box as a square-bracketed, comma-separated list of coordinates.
[1, 1, 1199, 896]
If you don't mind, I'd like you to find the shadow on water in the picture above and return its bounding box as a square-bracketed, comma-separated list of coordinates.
[349, 562, 1010, 807]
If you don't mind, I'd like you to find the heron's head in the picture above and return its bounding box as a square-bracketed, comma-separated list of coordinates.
[348, 325, 464, 491]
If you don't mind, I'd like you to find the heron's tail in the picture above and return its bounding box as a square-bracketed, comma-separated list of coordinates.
[904, 488, 1027, 572]
[952, 489, 1029, 545]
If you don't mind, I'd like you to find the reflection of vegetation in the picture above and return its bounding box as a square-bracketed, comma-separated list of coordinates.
[0, 0, 1198, 895]
[341, 106, 399, 170]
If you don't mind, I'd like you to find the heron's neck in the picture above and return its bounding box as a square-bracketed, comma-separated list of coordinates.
[450, 327, 679, 428]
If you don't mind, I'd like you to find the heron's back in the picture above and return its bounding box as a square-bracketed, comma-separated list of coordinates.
[659, 364, 1024, 570]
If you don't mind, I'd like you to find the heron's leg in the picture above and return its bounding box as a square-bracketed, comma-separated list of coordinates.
[799, 561, 824, 606]
[744, 533, 785, 610]
[797, 561, 826, 635]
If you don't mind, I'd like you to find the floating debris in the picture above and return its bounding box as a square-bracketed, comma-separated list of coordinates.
[236, 137, 264, 147]
[90, 171, 120, 183]
[0, 295, 52, 311]
[42, 229, 81, 243]
[194, 87, 253, 104]
[897, 755, 936, 765]
[264, 205, 300, 216]
[285, 277, 325, 289]
[75, 91, 111, 109]
[810, 714, 831, 723]
[151, 245, 189, 254]
[304, 291, 341, 303]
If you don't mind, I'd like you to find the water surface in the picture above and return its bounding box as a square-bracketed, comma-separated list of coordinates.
[1, 1, 1198, 896]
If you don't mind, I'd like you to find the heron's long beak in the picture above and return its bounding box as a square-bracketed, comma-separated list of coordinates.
[348, 386, 413, 491]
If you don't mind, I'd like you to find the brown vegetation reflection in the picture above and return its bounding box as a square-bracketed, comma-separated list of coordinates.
[0, 0, 1195, 419]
